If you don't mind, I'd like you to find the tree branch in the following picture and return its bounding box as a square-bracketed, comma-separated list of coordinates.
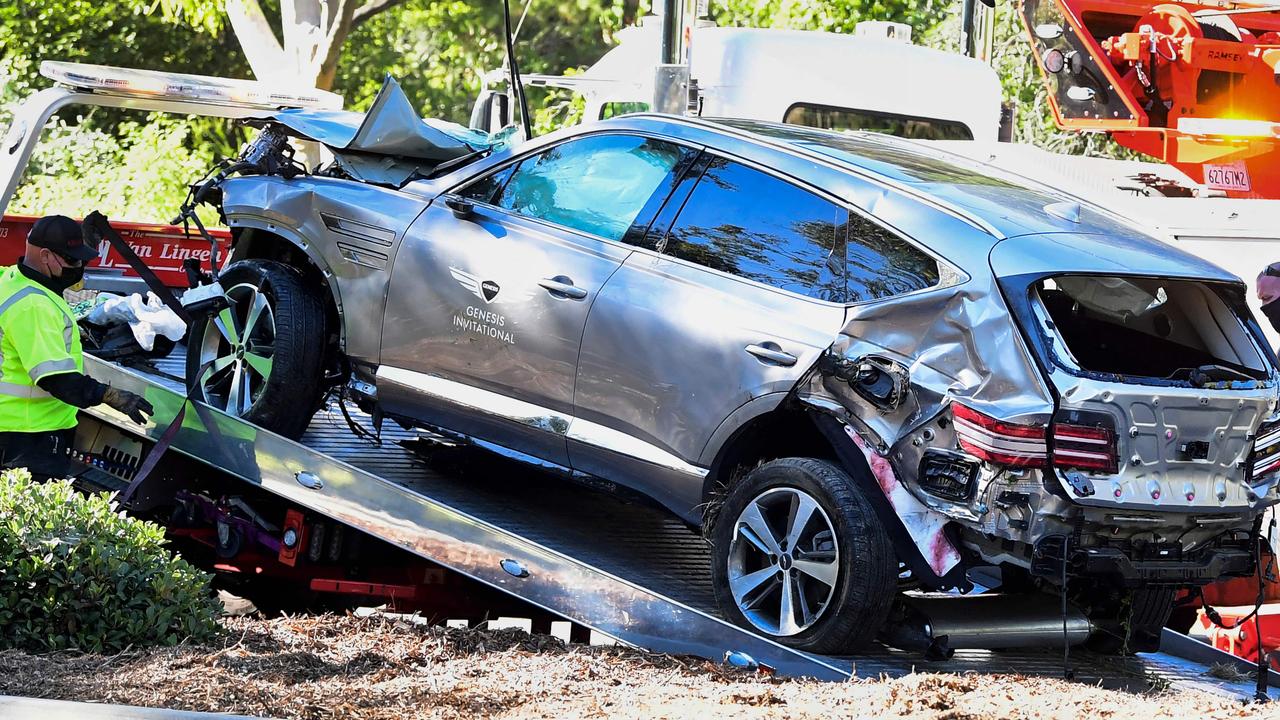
[351, 0, 410, 27]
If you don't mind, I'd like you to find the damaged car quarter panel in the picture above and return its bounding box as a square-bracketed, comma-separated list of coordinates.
[221, 175, 430, 365]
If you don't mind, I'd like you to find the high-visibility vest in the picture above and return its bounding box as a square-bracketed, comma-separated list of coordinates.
[0, 265, 83, 432]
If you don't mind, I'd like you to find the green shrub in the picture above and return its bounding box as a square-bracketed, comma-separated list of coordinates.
[0, 468, 221, 652]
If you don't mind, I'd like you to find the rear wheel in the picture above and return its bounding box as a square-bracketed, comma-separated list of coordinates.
[710, 457, 897, 653]
[186, 259, 326, 439]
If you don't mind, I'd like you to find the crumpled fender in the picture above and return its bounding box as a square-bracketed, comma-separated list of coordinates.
[810, 411, 967, 588]
[794, 273, 1055, 587]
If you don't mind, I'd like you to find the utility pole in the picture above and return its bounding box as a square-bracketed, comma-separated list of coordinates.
[653, 0, 690, 114]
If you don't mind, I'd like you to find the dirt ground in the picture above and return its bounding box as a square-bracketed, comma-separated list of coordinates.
[1, 614, 1278, 720]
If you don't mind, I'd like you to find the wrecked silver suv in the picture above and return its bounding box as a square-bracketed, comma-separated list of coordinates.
[185, 84, 1280, 654]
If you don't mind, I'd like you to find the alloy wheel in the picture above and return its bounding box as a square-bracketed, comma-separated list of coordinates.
[196, 282, 276, 416]
[727, 486, 840, 636]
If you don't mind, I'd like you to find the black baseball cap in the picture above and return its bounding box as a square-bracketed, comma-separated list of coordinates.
[29, 214, 98, 262]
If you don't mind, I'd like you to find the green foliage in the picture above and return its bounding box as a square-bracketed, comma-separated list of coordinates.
[8, 113, 221, 225]
[0, 469, 221, 653]
[709, 0, 947, 37]
[0, 0, 248, 222]
[333, 0, 642, 122]
[0, 0, 247, 104]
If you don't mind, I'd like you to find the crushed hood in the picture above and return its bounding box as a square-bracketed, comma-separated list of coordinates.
[258, 75, 501, 185]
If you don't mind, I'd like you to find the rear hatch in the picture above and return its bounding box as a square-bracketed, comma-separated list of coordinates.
[991, 232, 1280, 513]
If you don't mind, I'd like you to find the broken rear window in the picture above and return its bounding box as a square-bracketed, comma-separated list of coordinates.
[1032, 275, 1268, 384]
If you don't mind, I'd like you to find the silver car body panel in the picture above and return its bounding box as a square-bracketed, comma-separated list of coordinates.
[222, 175, 429, 363]
[376, 365, 710, 481]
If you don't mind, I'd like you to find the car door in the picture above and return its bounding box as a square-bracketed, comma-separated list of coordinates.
[379, 133, 697, 466]
[571, 154, 852, 517]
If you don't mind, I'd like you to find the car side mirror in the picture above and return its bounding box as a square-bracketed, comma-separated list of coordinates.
[444, 196, 475, 220]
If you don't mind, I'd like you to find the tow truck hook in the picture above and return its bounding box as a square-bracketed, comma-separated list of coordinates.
[180, 280, 230, 320]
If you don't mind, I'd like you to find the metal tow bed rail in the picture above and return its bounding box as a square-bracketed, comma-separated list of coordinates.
[73, 354, 1280, 697]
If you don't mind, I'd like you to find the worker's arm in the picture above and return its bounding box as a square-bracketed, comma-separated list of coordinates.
[9, 298, 153, 422]
[36, 373, 150, 422]
[37, 371, 107, 408]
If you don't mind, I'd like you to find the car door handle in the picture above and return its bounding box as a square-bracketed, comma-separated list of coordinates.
[745, 343, 798, 366]
[539, 277, 588, 300]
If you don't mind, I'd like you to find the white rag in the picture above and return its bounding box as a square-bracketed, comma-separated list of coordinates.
[86, 292, 186, 351]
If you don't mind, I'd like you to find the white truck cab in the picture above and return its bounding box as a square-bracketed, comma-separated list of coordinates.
[523, 20, 1003, 142]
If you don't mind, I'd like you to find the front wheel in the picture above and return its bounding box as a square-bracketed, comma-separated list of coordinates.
[186, 259, 326, 439]
[710, 457, 897, 654]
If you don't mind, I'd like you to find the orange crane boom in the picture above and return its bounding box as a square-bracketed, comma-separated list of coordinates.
[1018, 0, 1280, 198]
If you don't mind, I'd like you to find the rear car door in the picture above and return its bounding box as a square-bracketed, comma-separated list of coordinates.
[571, 154, 851, 516]
[379, 133, 696, 466]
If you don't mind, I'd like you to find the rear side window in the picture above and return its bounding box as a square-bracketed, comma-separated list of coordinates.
[480, 134, 685, 242]
[659, 157, 847, 302]
[847, 213, 940, 302]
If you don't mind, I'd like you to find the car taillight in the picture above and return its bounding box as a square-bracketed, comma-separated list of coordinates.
[1252, 420, 1280, 481]
[1052, 422, 1119, 474]
[952, 403, 1048, 468]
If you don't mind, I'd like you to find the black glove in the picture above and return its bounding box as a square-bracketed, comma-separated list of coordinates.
[102, 386, 154, 424]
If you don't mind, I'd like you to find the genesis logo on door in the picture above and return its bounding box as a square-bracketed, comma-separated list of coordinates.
[450, 267, 501, 303]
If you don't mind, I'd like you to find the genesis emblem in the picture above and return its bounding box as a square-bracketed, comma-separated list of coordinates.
[450, 267, 501, 303]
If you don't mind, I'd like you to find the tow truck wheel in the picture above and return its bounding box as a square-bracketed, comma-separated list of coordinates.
[187, 259, 326, 439]
[710, 457, 896, 653]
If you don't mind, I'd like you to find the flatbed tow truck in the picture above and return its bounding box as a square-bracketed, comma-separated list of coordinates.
[3, 63, 1279, 702]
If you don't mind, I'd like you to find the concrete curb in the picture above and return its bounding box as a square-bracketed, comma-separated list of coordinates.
[0, 695, 272, 719]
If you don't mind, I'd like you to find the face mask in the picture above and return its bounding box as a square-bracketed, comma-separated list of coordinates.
[50, 263, 84, 293]
[1262, 298, 1280, 336]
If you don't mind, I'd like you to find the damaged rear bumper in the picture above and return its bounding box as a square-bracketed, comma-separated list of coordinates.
[1031, 536, 1256, 586]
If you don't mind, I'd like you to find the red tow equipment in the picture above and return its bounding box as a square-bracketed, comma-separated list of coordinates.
[1019, 0, 1280, 198]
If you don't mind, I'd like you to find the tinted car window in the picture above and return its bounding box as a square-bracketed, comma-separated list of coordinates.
[847, 213, 940, 302]
[785, 103, 974, 141]
[487, 135, 685, 242]
[659, 157, 847, 302]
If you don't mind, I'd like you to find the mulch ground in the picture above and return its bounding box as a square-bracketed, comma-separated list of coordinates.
[1, 614, 1279, 719]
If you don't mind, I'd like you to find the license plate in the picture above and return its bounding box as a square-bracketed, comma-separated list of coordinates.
[1204, 161, 1251, 192]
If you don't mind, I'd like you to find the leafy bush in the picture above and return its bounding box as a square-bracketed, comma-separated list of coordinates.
[0, 469, 221, 652]
[7, 112, 222, 226]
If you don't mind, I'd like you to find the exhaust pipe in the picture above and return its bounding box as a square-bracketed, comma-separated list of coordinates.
[880, 593, 1093, 659]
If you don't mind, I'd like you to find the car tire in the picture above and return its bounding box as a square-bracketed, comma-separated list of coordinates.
[710, 457, 897, 653]
[1084, 586, 1175, 655]
[186, 259, 325, 439]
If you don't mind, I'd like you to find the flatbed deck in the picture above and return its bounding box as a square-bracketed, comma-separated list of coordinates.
[71, 351, 1280, 699]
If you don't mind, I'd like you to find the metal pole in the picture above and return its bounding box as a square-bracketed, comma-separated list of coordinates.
[961, 0, 977, 58]
[654, 0, 689, 113]
[660, 0, 679, 65]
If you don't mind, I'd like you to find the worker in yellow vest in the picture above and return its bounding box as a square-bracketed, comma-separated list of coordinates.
[0, 215, 152, 481]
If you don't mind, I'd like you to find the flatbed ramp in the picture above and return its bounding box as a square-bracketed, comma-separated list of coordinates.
[74, 354, 1280, 698]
